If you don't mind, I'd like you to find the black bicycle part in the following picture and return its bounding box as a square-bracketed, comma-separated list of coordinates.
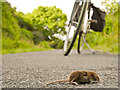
[77, 2, 91, 54]
[77, 31, 83, 54]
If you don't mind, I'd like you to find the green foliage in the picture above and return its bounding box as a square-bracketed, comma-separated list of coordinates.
[50, 38, 64, 49]
[39, 41, 51, 48]
[0, 2, 2, 53]
[2, 1, 67, 54]
[101, 0, 118, 35]
[2, 2, 53, 54]
[85, 30, 118, 54]
[15, 11, 34, 31]
[32, 31, 46, 44]
[21, 28, 33, 40]
[25, 6, 67, 41]
[2, 2, 21, 41]
[103, 14, 118, 35]
[85, 0, 118, 54]
[102, 0, 118, 15]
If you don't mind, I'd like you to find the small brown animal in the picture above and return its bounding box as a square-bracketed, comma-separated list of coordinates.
[46, 71, 100, 85]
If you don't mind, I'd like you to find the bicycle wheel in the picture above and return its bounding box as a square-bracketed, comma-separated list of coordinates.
[77, 31, 86, 54]
[63, 1, 89, 56]
[78, 31, 83, 53]
[77, 2, 92, 54]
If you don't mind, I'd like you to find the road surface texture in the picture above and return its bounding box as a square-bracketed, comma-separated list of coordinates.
[2, 49, 118, 88]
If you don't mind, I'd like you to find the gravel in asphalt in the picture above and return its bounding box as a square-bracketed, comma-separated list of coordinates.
[2, 49, 118, 88]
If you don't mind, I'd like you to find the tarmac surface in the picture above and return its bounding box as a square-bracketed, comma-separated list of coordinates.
[2, 49, 118, 88]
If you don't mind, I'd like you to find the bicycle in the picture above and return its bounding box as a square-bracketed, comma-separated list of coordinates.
[63, 0, 105, 56]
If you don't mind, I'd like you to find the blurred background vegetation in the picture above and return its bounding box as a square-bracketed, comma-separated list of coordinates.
[2, 1, 67, 54]
[1, 0, 119, 54]
[85, 0, 119, 54]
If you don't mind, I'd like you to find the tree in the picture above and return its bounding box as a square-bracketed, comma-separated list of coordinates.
[25, 6, 67, 41]
[101, 0, 118, 35]
[102, 0, 118, 15]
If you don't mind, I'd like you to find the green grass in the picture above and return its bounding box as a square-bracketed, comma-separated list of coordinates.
[2, 40, 53, 54]
[2, 47, 53, 54]
[73, 32, 118, 54]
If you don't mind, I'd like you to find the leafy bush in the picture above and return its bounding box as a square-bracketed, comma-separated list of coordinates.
[39, 41, 51, 48]
[49, 38, 64, 49]
[25, 6, 67, 41]
[21, 28, 33, 40]
[2, 2, 53, 54]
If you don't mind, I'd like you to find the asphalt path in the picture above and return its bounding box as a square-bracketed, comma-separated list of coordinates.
[2, 49, 118, 88]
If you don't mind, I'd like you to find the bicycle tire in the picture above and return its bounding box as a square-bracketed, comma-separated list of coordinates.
[64, 2, 89, 56]
[77, 31, 83, 54]
[77, 2, 91, 54]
